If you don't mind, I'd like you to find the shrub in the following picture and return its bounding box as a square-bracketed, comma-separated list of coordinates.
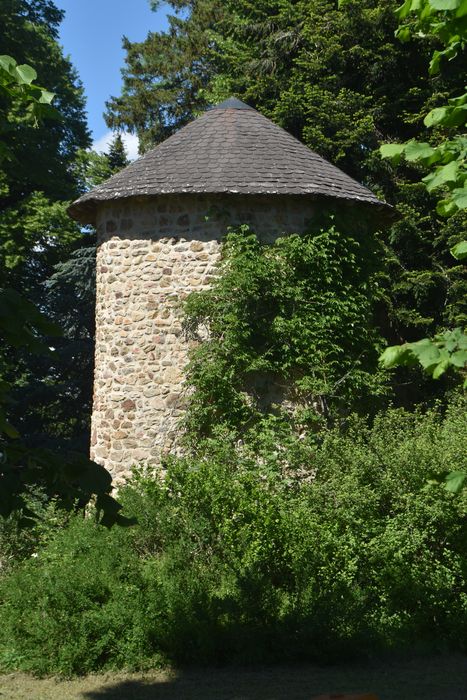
[0, 487, 69, 574]
[0, 516, 155, 675]
[0, 401, 466, 674]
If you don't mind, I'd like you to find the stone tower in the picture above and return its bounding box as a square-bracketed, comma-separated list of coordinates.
[69, 97, 388, 481]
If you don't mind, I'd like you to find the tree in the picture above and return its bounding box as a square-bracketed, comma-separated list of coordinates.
[379, 0, 467, 387]
[107, 133, 130, 170]
[10, 135, 133, 452]
[0, 2, 93, 455]
[0, 0, 89, 284]
[105, 0, 227, 151]
[0, 54, 129, 525]
[0, 0, 90, 205]
[9, 241, 96, 453]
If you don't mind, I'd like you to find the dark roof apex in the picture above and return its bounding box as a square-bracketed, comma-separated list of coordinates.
[211, 96, 254, 110]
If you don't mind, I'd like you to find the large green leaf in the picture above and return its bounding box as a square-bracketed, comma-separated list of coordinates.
[429, 50, 442, 74]
[0, 55, 16, 76]
[404, 140, 437, 161]
[445, 470, 467, 494]
[423, 160, 459, 191]
[409, 338, 441, 369]
[379, 143, 406, 162]
[396, 25, 412, 42]
[424, 106, 449, 127]
[437, 198, 458, 216]
[451, 240, 467, 259]
[432, 358, 449, 378]
[38, 89, 55, 105]
[450, 349, 467, 367]
[379, 344, 414, 368]
[397, 0, 426, 19]
[452, 186, 467, 209]
[15, 64, 37, 85]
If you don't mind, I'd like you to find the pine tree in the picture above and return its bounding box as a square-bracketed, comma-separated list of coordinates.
[105, 0, 227, 151]
[107, 133, 130, 171]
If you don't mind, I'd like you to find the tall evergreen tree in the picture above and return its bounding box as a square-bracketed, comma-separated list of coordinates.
[0, 52, 124, 522]
[0, 0, 90, 205]
[107, 133, 130, 171]
[0, 1, 93, 448]
[105, 0, 227, 151]
[8, 142, 132, 450]
[0, 0, 90, 297]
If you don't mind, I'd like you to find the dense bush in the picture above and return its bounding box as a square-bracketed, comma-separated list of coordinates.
[0, 401, 466, 675]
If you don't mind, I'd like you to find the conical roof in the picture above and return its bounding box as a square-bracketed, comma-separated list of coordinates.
[69, 97, 389, 224]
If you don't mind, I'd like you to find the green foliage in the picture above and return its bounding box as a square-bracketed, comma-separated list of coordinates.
[0, 278, 125, 525]
[0, 5, 132, 496]
[380, 327, 467, 383]
[6, 241, 96, 452]
[0, 6, 92, 449]
[105, 0, 225, 150]
[0, 287, 60, 439]
[395, 0, 467, 75]
[0, 37, 124, 524]
[1, 401, 466, 674]
[107, 132, 130, 171]
[0, 53, 57, 150]
[0, 192, 82, 292]
[183, 224, 386, 440]
[379, 0, 467, 394]
[0, 487, 70, 575]
[380, 0, 467, 217]
[452, 240, 467, 259]
[0, 515, 148, 675]
[0, 1, 90, 204]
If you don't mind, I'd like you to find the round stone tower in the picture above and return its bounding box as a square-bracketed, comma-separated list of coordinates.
[69, 97, 388, 481]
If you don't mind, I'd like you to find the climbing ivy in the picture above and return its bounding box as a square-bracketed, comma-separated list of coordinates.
[183, 223, 387, 444]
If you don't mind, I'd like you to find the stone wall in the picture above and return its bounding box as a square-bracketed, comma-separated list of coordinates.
[92, 193, 315, 481]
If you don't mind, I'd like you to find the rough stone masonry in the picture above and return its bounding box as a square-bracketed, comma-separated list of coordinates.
[92, 194, 316, 481]
[68, 97, 388, 481]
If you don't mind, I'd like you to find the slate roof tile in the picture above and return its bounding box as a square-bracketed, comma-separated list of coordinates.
[69, 97, 390, 224]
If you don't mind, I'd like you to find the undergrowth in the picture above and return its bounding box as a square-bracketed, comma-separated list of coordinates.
[0, 401, 466, 675]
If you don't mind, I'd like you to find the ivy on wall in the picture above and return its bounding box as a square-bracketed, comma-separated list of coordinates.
[183, 222, 388, 444]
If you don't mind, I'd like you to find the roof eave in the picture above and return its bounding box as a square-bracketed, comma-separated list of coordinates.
[68, 190, 395, 228]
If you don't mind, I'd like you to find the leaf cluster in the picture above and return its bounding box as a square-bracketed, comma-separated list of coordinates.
[381, 326, 467, 381]
[183, 223, 386, 442]
[381, 0, 467, 216]
[0, 10, 125, 525]
[0, 54, 58, 139]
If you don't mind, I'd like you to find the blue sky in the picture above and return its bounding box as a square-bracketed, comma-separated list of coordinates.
[55, 0, 170, 158]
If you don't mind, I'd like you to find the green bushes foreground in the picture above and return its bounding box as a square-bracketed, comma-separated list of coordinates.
[0, 402, 466, 676]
